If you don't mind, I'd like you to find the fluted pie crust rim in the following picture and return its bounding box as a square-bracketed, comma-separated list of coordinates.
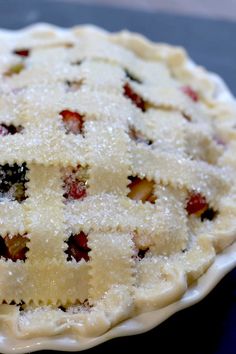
[0, 23, 235, 350]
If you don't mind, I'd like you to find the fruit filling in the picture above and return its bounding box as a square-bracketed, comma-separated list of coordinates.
[186, 192, 208, 216]
[0, 234, 29, 262]
[0, 163, 28, 202]
[60, 110, 84, 134]
[128, 125, 152, 145]
[63, 166, 88, 201]
[186, 192, 217, 221]
[4, 63, 25, 77]
[137, 248, 149, 259]
[123, 83, 146, 111]
[13, 49, 30, 57]
[0, 123, 23, 136]
[181, 86, 199, 102]
[127, 176, 156, 203]
[65, 232, 90, 262]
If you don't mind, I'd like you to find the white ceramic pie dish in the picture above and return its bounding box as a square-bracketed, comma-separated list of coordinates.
[0, 242, 234, 354]
[0, 24, 235, 353]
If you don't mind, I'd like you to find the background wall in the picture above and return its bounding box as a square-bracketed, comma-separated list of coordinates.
[62, 0, 236, 20]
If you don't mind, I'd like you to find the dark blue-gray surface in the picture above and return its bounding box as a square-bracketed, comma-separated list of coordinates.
[0, 1, 235, 353]
[0, 0, 236, 94]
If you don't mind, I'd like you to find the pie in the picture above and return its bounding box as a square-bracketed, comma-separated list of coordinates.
[0, 24, 235, 340]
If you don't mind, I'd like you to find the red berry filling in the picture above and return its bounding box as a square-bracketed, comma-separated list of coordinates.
[186, 192, 208, 216]
[13, 49, 30, 57]
[123, 83, 146, 111]
[0, 234, 29, 262]
[63, 166, 87, 201]
[181, 86, 199, 102]
[66, 180, 86, 200]
[186, 192, 218, 221]
[65, 232, 90, 262]
[60, 110, 84, 134]
[0, 124, 23, 136]
[128, 176, 156, 203]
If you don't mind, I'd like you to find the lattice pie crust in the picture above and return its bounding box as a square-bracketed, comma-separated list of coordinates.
[0, 24, 235, 338]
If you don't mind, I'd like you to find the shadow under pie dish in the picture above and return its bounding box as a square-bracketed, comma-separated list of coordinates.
[0, 23, 235, 353]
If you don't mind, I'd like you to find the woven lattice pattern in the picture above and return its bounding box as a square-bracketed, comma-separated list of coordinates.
[0, 25, 235, 338]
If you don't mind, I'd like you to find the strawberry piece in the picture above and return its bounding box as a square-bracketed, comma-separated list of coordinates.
[13, 49, 30, 57]
[186, 192, 208, 216]
[181, 86, 199, 102]
[128, 176, 156, 203]
[65, 232, 90, 262]
[4, 234, 29, 262]
[67, 180, 86, 200]
[123, 83, 146, 111]
[73, 232, 90, 251]
[60, 110, 84, 134]
[63, 166, 88, 201]
[64, 176, 87, 200]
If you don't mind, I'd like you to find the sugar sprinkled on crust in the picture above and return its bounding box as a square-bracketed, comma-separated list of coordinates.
[0, 24, 235, 339]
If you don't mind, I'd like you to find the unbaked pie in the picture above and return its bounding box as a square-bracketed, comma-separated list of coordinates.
[0, 24, 235, 340]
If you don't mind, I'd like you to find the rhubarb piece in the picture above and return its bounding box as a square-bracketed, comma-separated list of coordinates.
[2, 234, 29, 262]
[128, 176, 156, 203]
[123, 83, 146, 111]
[60, 110, 84, 134]
[65, 232, 90, 262]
